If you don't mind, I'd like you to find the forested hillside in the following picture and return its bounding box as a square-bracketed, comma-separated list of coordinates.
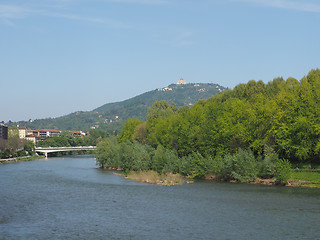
[119, 69, 320, 163]
[15, 83, 226, 133]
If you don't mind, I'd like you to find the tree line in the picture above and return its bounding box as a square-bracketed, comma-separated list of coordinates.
[96, 69, 320, 183]
[37, 129, 109, 147]
[118, 69, 320, 163]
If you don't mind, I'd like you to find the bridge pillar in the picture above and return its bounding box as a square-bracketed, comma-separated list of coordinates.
[45, 152, 48, 158]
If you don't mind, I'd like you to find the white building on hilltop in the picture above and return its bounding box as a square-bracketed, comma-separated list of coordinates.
[177, 77, 186, 85]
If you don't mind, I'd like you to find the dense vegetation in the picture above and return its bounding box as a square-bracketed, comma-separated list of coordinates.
[0, 127, 34, 159]
[97, 69, 320, 184]
[96, 137, 291, 184]
[14, 83, 226, 133]
[37, 129, 109, 147]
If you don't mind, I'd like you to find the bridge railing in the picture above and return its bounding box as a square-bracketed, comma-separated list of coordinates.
[35, 146, 96, 149]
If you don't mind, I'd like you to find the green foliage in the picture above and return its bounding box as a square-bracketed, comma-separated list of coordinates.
[8, 126, 19, 138]
[291, 171, 320, 184]
[37, 136, 71, 147]
[180, 152, 207, 179]
[37, 129, 108, 147]
[0, 137, 34, 159]
[161, 150, 180, 174]
[96, 137, 120, 169]
[275, 159, 292, 184]
[96, 68, 320, 184]
[213, 149, 259, 183]
[152, 145, 168, 173]
[86, 129, 109, 145]
[133, 122, 147, 143]
[118, 141, 153, 172]
[230, 149, 259, 183]
[24, 140, 35, 154]
[118, 119, 143, 143]
[138, 68, 320, 165]
[153, 145, 179, 174]
[213, 154, 234, 181]
[12, 68, 320, 167]
[259, 145, 278, 178]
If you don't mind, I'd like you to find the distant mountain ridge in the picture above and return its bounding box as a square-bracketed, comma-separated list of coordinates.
[16, 83, 227, 133]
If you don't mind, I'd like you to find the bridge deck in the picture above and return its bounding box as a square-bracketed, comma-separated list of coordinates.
[35, 146, 96, 158]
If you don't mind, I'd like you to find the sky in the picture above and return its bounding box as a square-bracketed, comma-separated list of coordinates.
[1, 0, 319, 122]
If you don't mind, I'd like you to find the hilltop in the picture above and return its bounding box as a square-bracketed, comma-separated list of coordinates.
[16, 82, 226, 133]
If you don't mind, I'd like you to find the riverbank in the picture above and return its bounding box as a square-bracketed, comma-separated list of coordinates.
[206, 174, 320, 188]
[0, 155, 43, 164]
[117, 170, 188, 185]
[111, 169, 320, 188]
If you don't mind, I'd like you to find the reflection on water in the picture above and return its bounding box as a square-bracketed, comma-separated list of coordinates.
[0, 156, 319, 240]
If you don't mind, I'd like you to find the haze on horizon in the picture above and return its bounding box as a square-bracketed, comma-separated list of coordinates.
[1, 0, 319, 122]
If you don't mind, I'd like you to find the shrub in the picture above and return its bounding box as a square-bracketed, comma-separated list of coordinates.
[152, 145, 167, 173]
[180, 152, 207, 179]
[275, 159, 292, 184]
[213, 148, 259, 183]
[119, 141, 152, 171]
[96, 137, 120, 169]
[152, 145, 179, 173]
[259, 145, 278, 178]
[231, 148, 259, 183]
[161, 149, 180, 174]
[213, 154, 234, 181]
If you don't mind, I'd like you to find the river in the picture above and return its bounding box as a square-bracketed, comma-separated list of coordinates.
[0, 156, 319, 240]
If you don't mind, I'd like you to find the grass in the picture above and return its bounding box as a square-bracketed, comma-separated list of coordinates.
[126, 170, 185, 185]
[291, 171, 320, 183]
[289, 168, 320, 188]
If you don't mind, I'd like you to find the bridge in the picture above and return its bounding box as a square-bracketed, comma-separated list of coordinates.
[35, 146, 97, 158]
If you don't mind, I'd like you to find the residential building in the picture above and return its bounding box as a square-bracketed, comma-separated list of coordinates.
[70, 130, 86, 137]
[18, 126, 27, 139]
[25, 135, 39, 144]
[28, 129, 61, 141]
[0, 125, 8, 140]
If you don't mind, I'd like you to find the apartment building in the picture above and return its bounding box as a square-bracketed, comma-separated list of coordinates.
[0, 125, 8, 140]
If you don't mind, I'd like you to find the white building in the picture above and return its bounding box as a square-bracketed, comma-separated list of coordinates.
[177, 77, 186, 85]
[18, 127, 27, 139]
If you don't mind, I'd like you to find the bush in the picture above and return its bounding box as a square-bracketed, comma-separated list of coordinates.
[259, 145, 278, 178]
[231, 148, 259, 183]
[96, 137, 120, 169]
[213, 154, 234, 181]
[152, 145, 179, 174]
[275, 159, 292, 184]
[180, 152, 207, 179]
[152, 145, 168, 173]
[130, 142, 152, 171]
[118, 141, 152, 172]
[213, 148, 259, 183]
[162, 150, 180, 174]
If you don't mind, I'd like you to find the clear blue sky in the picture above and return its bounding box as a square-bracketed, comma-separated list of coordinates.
[1, 0, 319, 122]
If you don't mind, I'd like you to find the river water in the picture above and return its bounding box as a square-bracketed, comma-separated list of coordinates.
[0, 156, 319, 240]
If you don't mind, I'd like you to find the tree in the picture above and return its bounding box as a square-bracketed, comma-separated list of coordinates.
[96, 137, 120, 169]
[180, 152, 207, 179]
[275, 159, 292, 184]
[133, 122, 147, 144]
[8, 126, 19, 139]
[118, 119, 143, 143]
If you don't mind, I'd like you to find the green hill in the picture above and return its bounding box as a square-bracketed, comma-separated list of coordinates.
[16, 83, 226, 133]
